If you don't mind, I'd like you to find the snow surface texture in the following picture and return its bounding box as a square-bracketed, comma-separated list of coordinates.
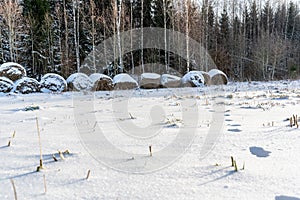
[208, 69, 228, 85]
[181, 71, 205, 87]
[40, 73, 67, 93]
[140, 73, 161, 89]
[89, 73, 113, 91]
[113, 73, 138, 90]
[0, 62, 27, 81]
[12, 77, 41, 94]
[66, 73, 93, 91]
[0, 80, 300, 199]
[0, 77, 14, 93]
[160, 74, 181, 88]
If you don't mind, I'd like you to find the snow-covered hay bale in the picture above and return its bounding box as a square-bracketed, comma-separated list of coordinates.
[0, 77, 14, 93]
[140, 73, 161, 89]
[199, 71, 211, 86]
[90, 73, 113, 91]
[13, 77, 41, 94]
[40, 73, 67, 93]
[160, 74, 181, 88]
[208, 69, 228, 85]
[0, 62, 27, 81]
[66, 73, 93, 91]
[181, 71, 205, 87]
[113, 73, 138, 90]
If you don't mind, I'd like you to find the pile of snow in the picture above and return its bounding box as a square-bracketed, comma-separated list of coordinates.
[140, 73, 161, 89]
[66, 73, 93, 91]
[181, 71, 205, 87]
[160, 74, 181, 88]
[13, 77, 40, 94]
[0, 62, 27, 81]
[208, 69, 228, 85]
[199, 71, 211, 86]
[0, 77, 14, 93]
[113, 73, 138, 90]
[90, 73, 113, 91]
[40, 73, 67, 93]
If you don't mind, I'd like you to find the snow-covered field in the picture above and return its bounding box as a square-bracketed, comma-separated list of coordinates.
[0, 80, 300, 200]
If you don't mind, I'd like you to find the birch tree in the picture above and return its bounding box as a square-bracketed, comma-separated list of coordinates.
[72, 0, 80, 72]
[185, 0, 190, 72]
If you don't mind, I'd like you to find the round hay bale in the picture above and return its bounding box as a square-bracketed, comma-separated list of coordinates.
[160, 74, 181, 88]
[40, 73, 67, 93]
[0, 62, 27, 81]
[66, 73, 93, 91]
[181, 71, 205, 87]
[0, 77, 14, 93]
[199, 71, 211, 86]
[90, 73, 113, 91]
[140, 73, 161, 89]
[208, 69, 228, 85]
[113, 73, 138, 90]
[13, 77, 41, 94]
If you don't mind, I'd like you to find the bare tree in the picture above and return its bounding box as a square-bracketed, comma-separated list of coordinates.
[185, 0, 190, 72]
[116, 0, 123, 69]
[0, 0, 22, 62]
[72, 0, 80, 72]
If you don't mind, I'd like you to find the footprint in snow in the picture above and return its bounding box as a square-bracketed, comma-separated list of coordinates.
[250, 146, 271, 158]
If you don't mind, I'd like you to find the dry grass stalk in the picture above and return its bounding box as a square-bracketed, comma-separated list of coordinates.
[233, 160, 238, 172]
[8, 131, 16, 147]
[10, 179, 17, 200]
[231, 156, 234, 167]
[36, 117, 44, 171]
[149, 145, 152, 157]
[58, 151, 65, 160]
[86, 170, 91, 180]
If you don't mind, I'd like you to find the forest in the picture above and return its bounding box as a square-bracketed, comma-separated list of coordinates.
[0, 0, 299, 81]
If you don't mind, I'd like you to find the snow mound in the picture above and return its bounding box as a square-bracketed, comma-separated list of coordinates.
[181, 71, 205, 87]
[160, 74, 181, 88]
[113, 73, 138, 90]
[140, 73, 161, 89]
[13, 77, 41, 94]
[89, 73, 113, 91]
[0, 62, 27, 81]
[199, 71, 211, 86]
[208, 69, 228, 85]
[0, 77, 14, 93]
[66, 73, 93, 91]
[40, 73, 67, 93]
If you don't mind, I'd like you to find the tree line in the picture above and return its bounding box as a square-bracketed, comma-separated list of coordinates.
[0, 0, 299, 81]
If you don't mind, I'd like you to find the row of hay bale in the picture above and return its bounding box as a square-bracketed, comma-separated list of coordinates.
[0, 62, 228, 94]
[0, 62, 67, 94]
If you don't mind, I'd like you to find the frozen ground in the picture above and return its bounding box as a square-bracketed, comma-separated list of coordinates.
[0, 80, 300, 200]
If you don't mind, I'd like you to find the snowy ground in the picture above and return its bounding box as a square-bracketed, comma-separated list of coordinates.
[0, 80, 300, 200]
